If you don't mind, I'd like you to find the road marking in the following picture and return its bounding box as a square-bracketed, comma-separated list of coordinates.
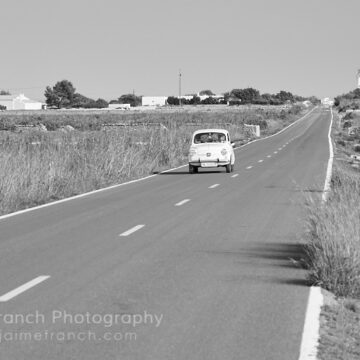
[298, 287, 323, 360]
[322, 107, 334, 202]
[0, 276, 50, 302]
[119, 225, 145, 236]
[298, 108, 332, 360]
[267, 155, 272, 158]
[274, 151, 278, 154]
[175, 199, 191, 206]
[209, 184, 220, 189]
[246, 166, 253, 169]
[231, 174, 239, 178]
[258, 159, 263, 163]
[278, 148, 282, 150]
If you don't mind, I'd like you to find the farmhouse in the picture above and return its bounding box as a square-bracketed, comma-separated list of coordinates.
[142, 96, 168, 107]
[0, 94, 43, 110]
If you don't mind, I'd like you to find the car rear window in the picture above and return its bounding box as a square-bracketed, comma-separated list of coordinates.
[194, 132, 226, 143]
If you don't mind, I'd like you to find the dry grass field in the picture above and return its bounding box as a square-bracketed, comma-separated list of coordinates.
[0, 104, 306, 216]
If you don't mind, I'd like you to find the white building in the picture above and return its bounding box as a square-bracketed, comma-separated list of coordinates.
[142, 96, 168, 107]
[0, 94, 43, 110]
[321, 97, 334, 106]
[108, 103, 131, 110]
[197, 93, 224, 102]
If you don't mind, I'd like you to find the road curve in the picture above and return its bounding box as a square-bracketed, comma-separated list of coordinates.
[0, 107, 331, 360]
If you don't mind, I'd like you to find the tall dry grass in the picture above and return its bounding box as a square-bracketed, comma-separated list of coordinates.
[0, 127, 188, 214]
[303, 164, 360, 298]
[0, 105, 307, 215]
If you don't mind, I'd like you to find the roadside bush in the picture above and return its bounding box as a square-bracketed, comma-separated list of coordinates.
[303, 165, 360, 298]
[353, 144, 360, 152]
[336, 138, 346, 147]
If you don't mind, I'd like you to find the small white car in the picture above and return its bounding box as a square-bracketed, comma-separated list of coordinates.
[188, 129, 235, 173]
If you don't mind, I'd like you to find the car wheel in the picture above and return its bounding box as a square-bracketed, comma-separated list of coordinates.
[231, 164, 234, 172]
[194, 166, 199, 173]
[226, 164, 231, 173]
[189, 164, 195, 174]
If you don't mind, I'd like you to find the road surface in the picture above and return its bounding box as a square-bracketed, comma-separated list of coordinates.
[0, 107, 331, 359]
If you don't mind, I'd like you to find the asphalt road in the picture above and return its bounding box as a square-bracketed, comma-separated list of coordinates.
[0, 107, 331, 360]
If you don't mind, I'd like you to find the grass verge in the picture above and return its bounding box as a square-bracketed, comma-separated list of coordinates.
[302, 108, 360, 359]
[303, 163, 360, 298]
[318, 290, 360, 360]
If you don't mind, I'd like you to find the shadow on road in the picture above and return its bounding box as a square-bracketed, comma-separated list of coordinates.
[203, 242, 310, 287]
[241, 242, 309, 286]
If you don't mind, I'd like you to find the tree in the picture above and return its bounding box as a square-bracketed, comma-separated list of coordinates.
[167, 96, 180, 105]
[230, 88, 260, 103]
[93, 98, 108, 108]
[199, 89, 215, 96]
[201, 96, 218, 105]
[0, 90, 11, 95]
[275, 90, 294, 103]
[189, 95, 201, 105]
[45, 80, 76, 108]
[353, 88, 360, 98]
[72, 93, 92, 108]
[118, 94, 141, 107]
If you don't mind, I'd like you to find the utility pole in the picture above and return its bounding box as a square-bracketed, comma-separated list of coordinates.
[179, 69, 182, 106]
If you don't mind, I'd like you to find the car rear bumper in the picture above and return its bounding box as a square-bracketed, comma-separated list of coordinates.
[189, 160, 230, 167]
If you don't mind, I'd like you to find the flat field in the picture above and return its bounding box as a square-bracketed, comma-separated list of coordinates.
[0, 104, 306, 215]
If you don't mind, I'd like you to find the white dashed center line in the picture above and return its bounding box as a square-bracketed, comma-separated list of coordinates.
[209, 184, 220, 189]
[267, 155, 272, 158]
[119, 225, 145, 237]
[0, 276, 50, 302]
[231, 174, 239, 178]
[278, 148, 282, 150]
[246, 166, 253, 169]
[274, 151, 278, 154]
[258, 159, 263, 163]
[175, 199, 191, 206]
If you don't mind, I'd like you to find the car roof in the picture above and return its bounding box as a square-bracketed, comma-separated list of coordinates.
[192, 129, 229, 135]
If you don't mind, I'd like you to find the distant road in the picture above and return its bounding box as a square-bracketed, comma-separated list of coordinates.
[0, 107, 331, 360]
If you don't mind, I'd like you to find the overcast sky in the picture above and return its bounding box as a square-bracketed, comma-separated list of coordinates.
[1, 0, 359, 101]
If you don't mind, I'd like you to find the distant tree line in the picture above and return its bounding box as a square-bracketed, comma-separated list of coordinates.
[167, 95, 227, 106]
[43, 81, 318, 109]
[334, 88, 360, 112]
[167, 88, 317, 106]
